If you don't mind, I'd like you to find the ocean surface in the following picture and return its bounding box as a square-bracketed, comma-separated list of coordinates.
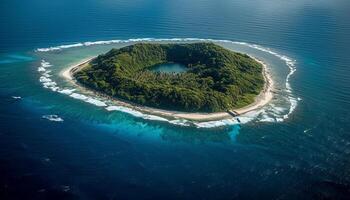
[1, 0, 350, 199]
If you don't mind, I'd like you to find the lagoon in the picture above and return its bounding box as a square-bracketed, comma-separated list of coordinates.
[151, 62, 188, 73]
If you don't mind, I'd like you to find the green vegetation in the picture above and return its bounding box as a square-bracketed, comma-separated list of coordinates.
[74, 43, 264, 112]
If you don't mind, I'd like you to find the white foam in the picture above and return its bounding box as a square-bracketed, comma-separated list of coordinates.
[69, 93, 88, 100]
[105, 106, 120, 111]
[142, 115, 169, 122]
[106, 106, 143, 117]
[38, 60, 60, 93]
[169, 119, 191, 126]
[37, 43, 84, 52]
[259, 117, 276, 122]
[42, 72, 51, 77]
[41, 62, 52, 68]
[38, 67, 46, 72]
[42, 82, 57, 87]
[275, 118, 284, 122]
[12, 96, 21, 99]
[84, 40, 122, 46]
[85, 97, 107, 107]
[58, 88, 76, 95]
[304, 128, 311, 133]
[272, 106, 287, 114]
[105, 106, 168, 122]
[195, 118, 238, 128]
[42, 115, 63, 122]
[39, 76, 52, 83]
[283, 96, 298, 119]
[49, 86, 59, 92]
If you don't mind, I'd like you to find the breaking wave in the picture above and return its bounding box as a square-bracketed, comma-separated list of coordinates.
[42, 114, 64, 122]
[36, 38, 299, 128]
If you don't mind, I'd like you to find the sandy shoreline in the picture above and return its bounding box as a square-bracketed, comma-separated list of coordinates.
[61, 56, 273, 121]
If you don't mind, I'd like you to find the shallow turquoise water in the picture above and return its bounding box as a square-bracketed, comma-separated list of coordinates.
[1, 0, 350, 199]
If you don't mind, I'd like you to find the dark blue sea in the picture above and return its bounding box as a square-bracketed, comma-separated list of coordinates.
[1, 0, 350, 199]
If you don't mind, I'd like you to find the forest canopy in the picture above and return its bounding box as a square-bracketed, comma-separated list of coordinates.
[74, 43, 264, 112]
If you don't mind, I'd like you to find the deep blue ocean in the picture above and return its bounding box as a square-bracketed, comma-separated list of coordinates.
[1, 0, 350, 199]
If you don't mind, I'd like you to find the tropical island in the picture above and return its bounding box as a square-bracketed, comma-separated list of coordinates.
[62, 42, 273, 121]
